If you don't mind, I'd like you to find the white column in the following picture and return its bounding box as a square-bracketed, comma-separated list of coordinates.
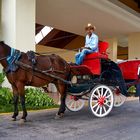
[16, 0, 35, 52]
[0, 0, 35, 88]
[1, 0, 16, 47]
[1, 0, 35, 51]
[104, 38, 118, 62]
[128, 33, 140, 59]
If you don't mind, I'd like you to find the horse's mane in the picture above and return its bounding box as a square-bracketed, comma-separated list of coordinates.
[0, 41, 10, 48]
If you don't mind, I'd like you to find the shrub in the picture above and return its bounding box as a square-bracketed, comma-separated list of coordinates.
[128, 86, 136, 93]
[25, 88, 55, 108]
[0, 87, 13, 105]
[0, 87, 57, 113]
[0, 72, 5, 87]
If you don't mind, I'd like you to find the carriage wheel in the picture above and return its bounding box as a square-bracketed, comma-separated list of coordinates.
[65, 94, 85, 112]
[113, 90, 126, 107]
[89, 85, 114, 118]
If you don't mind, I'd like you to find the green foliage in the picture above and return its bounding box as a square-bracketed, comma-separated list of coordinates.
[0, 72, 5, 86]
[0, 87, 13, 105]
[128, 86, 136, 93]
[25, 88, 55, 107]
[0, 87, 57, 113]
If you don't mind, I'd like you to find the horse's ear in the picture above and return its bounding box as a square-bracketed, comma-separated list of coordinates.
[0, 41, 4, 44]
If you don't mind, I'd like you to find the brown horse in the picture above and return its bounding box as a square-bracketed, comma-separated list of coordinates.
[0, 41, 70, 122]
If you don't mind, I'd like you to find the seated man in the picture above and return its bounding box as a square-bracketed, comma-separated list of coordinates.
[75, 23, 98, 65]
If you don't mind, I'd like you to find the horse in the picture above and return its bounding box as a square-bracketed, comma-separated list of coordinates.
[0, 41, 70, 122]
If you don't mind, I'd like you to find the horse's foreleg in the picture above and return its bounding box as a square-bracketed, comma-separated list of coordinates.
[17, 82, 27, 122]
[12, 94, 19, 121]
[11, 85, 19, 121]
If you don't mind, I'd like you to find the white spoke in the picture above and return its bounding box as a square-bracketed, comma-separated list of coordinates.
[67, 100, 71, 106]
[77, 101, 80, 107]
[93, 100, 98, 103]
[92, 103, 98, 109]
[70, 101, 74, 108]
[105, 103, 110, 108]
[97, 89, 101, 97]
[115, 95, 119, 101]
[95, 105, 100, 113]
[106, 94, 111, 99]
[67, 100, 73, 105]
[119, 95, 122, 101]
[93, 93, 99, 99]
[99, 106, 103, 115]
[74, 102, 76, 110]
[103, 106, 107, 113]
[106, 100, 111, 104]
[103, 89, 109, 97]
[101, 88, 104, 96]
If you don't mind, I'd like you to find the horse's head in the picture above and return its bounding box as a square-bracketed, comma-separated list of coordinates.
[0, 41, 11, 58]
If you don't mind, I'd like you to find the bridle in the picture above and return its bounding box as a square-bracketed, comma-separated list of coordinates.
[0, 56, 7, 61]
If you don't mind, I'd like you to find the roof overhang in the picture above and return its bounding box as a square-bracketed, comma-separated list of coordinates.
[36, 0, 140, 40]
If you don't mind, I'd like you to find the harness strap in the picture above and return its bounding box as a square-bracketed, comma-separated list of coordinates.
[7, 48, 15, 63]
[5, 48, 21, 73]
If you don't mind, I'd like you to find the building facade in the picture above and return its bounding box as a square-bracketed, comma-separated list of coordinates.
[0, 0, 140, 88]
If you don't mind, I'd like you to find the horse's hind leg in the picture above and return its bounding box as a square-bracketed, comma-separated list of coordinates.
[11, 85, 19, 121]
[55, 82, 67, 119]
[20, 95, 27, 121]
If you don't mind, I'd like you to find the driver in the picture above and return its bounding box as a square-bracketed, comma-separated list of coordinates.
[75, 23, 98, 65]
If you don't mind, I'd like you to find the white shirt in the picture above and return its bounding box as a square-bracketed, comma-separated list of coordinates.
[85, 33, 98, 52]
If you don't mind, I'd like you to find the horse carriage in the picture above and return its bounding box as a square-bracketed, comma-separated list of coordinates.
[65, 42, 140, 117]
[0, 41, 140, 121]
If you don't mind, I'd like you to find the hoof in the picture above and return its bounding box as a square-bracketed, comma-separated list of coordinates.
[55, 113, 64, 120]
[19, 119, 26, 124]
[11, 118, 16, 121]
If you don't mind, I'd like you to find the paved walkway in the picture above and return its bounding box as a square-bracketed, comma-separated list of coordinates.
[0, 98, 140, 140]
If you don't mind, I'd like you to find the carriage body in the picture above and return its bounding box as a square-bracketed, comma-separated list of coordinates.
[118, 60, 140, 80]
[66, 42, 140, 117]
[118, 60, 140, 97]
[66, 42, 118, 116]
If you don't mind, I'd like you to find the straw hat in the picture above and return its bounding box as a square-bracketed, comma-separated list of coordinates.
[85, 23, 96, 30]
